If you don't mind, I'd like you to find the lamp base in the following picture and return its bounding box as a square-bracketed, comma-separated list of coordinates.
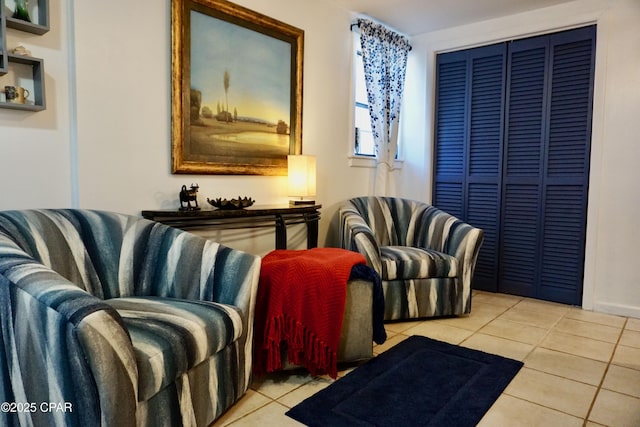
[289, 199, 316, 206]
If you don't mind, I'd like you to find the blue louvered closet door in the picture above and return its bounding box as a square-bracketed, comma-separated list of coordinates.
[433, 43, 507, 292]
[433, 26, 595, 305]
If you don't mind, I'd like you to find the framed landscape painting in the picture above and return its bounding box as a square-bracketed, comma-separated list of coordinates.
[171, 0, 304, 175]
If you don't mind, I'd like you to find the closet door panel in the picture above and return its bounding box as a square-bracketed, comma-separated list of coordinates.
[547, 33, 594, 179]
[539, 27, 595, 304]
[500, 184, 540, 296]
[540, 185, 587, 303]
[469, 52, 505, 177]
[434, 44, 506, 291]
[503, 41, 546, 177]
[500, 37, 547, 298]
[433, 54, 467, 218]
[467, 182, 500, 290]
[466, 44, 506, 291]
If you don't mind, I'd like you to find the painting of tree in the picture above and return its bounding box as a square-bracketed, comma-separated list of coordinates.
[172, 0, 304, 175]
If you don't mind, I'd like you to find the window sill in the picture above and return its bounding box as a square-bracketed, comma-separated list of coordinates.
[348, 156, 404, 169]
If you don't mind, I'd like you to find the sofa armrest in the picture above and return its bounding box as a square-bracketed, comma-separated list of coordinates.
[338, 208, 383, 275]
[196, 242, 261, 389]
[0, 270, 138, 427]
[412, 208, 484, 312]
[443, 221, 484, 312]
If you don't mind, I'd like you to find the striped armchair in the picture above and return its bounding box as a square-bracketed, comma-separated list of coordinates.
[337, 197, 483, 321]
[0, 210, 260, 427]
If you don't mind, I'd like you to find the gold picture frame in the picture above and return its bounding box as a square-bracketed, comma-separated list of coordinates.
[171, 0, 304, 175]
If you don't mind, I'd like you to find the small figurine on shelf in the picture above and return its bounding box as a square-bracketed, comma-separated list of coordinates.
[13, 0, 31, 22]
[179, 184, 200, 211]
[12, 45, 32, 56]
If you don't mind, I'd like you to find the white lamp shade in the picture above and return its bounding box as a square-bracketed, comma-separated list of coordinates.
[288, 155, 317, 198]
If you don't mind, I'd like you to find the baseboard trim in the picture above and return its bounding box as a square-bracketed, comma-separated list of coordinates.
[592, 301, 640, 319]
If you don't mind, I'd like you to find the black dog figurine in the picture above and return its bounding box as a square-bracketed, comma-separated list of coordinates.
[179, 184, 200, 211]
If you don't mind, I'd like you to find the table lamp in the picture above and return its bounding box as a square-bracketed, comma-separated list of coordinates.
[288, 154, 316, 205]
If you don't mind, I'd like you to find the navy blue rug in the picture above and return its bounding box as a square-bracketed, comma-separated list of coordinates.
[286, 335, 523, 427]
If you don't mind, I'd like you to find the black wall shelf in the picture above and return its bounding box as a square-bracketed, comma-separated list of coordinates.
[0, 0, 49, 111]
[6, 16, 49, 35]
[1, 53, 45, 110]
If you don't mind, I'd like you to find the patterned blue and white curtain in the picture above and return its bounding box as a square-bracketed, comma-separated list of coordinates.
[358, 18, 411, 195]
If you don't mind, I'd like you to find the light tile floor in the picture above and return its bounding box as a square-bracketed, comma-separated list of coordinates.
[214, 291, 640, 426]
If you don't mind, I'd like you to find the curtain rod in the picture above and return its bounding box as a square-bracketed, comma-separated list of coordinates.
[350, 23, 412, 51]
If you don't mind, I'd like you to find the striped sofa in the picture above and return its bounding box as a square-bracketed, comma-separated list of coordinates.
[0, 210, 260, 427]
[336, 197, 483, 321]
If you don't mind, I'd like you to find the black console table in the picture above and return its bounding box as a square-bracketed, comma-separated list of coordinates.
[141, 204, 321, 250]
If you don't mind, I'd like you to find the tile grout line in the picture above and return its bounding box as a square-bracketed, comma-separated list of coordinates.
[499, 392, 587, 423]
[472, 303, 600, 424]
[515, 303, 570, 362]
[229, 376, 315, 426]
[485, 304, 623, 364]
[459, 297, 567, 356]
[222, 389, 280, 426]
[582, 316, 629, 425]
[511, 308, 598, 424]
[458, 296, 524, 347]
[466, 297, 591, 423]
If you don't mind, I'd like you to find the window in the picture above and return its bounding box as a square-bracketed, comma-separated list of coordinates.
[350, 25, 408, 164]
[353, 48, 376, 157]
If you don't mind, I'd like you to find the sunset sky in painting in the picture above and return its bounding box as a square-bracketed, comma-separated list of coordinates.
[190, 10, 291, 125]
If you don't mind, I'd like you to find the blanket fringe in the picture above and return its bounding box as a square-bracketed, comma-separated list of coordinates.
[263, 314, 338, 378]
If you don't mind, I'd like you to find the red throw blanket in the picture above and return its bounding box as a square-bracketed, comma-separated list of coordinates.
[253, 248, 366, 379]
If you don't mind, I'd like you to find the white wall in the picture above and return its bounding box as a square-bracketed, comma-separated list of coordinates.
[397, 39, 430, 202]
[70, 0, 377, 254]
[0, 0, 73, 208]
[404, 0, 640, 318]
[2, 0, 377, 254]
